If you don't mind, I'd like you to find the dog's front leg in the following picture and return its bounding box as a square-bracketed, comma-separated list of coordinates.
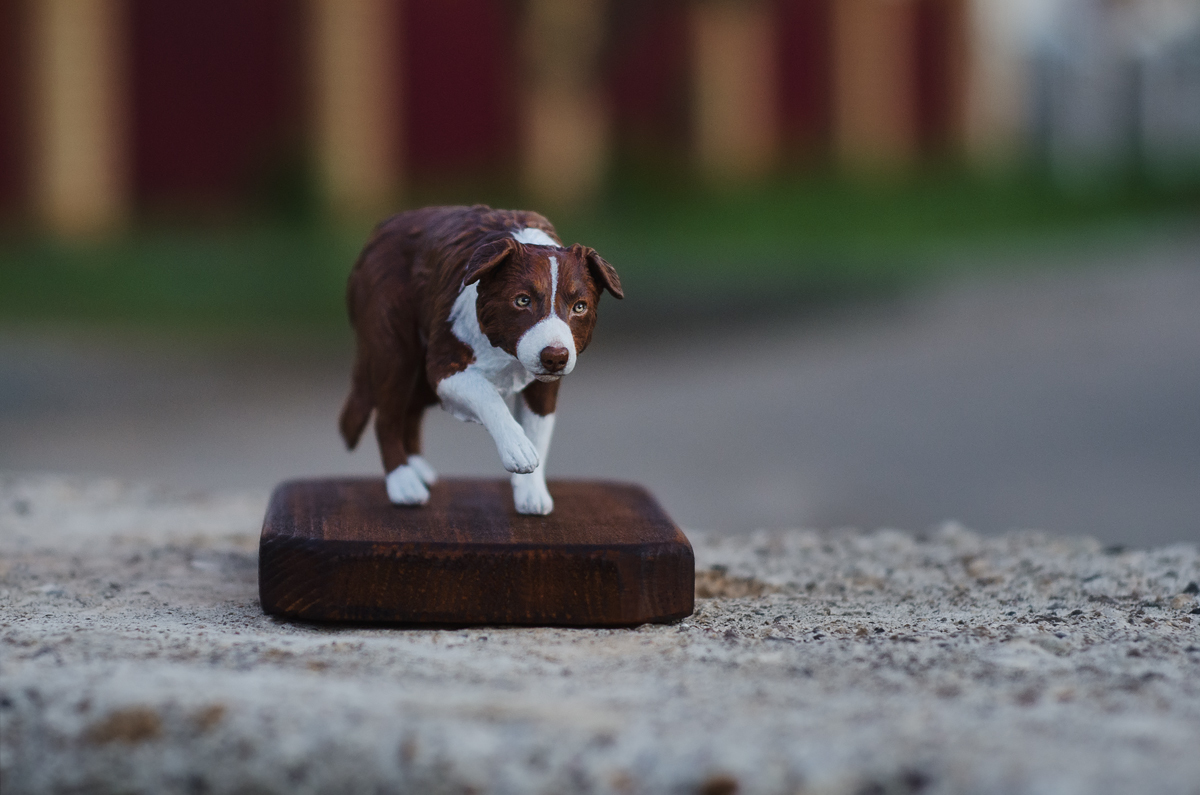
[436, 370, 539, 474]
[510, 380, 559, 515]
[511, 396, 555, 515]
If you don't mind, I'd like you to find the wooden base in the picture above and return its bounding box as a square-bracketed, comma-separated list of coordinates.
[258, 478, 694, 626]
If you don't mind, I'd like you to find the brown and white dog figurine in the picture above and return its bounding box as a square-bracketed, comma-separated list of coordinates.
[339, 205, 623, 515]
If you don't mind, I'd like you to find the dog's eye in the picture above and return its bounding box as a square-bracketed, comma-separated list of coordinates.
[514, 295, 531, 308]
[572, 301, 587, 314]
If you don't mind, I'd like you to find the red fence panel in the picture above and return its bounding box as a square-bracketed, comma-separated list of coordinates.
[776, 0, 833, 162]
[402, 0, 518, 179]
[607, 0, 691, 164]
[0, 0, 25, 219]
[130, 0, 305, 208]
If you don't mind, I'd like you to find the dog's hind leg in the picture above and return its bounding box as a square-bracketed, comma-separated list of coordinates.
[402, 379, 438, 487]
[374, 357, 430, 505]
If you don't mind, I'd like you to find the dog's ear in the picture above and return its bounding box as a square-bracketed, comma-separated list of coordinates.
[571, 244, 624, 299]
[464, 238, 519, 285]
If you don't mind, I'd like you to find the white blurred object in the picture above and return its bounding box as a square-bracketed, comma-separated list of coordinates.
[1030, 0, 1200, 186]
[964, 0, 1064, 165]
[1138, 4, 1200, 182]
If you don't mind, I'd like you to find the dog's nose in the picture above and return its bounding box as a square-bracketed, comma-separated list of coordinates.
[539, 346, 570, 373]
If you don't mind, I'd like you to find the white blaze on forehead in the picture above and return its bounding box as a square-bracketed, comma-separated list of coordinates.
[511, 227, 558, 247]
[516, 254, 574, 376]
[548, 255, 560, 318]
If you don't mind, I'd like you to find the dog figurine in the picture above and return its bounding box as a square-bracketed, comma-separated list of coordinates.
[339, 205, 623, 515]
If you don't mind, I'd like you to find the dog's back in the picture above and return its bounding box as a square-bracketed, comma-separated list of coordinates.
[339, 205, 558, 449]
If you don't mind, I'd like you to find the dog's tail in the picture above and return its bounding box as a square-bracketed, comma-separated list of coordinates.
[339, 350, 373, 450]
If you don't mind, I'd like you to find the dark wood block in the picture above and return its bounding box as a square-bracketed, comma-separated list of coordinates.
[259, 478, 694, 626]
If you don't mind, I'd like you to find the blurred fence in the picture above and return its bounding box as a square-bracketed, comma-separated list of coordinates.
[0, 0, 1198, 238]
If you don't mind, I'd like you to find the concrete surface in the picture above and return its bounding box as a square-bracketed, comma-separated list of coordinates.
[2, 475, 1199, 794]
[3, 247, 1200, 546]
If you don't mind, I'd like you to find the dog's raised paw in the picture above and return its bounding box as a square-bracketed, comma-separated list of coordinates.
[496, 428, 540, 474]
[512, 475, 554, 515]
[386, 465, 430, 505]
[406, 455, 438, 486]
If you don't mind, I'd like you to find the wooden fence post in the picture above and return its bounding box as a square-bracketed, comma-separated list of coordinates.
[30, 0, 129, 236]
[521, 0, 609, 208]
[310, 0, 401, 218]
[831, 0, 918, 172]
[690, 0, 779, 184]
[962, 0, 1034, 168]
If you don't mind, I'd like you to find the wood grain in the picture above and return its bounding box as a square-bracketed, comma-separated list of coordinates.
[259, 478, 694, 626]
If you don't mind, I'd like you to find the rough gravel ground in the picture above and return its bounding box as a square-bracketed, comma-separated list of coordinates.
[2, 475, 1199, 795]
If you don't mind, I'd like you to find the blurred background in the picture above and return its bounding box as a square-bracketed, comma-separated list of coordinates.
[1, 0, 1198, 545]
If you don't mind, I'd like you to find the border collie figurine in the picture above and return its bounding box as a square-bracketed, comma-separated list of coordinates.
[339, 205, 623, 515]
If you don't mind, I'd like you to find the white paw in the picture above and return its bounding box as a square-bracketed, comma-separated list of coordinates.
[495, 426, 540, 474]
[385, 465, 430, 505]
[512, 475, 554, 515]
[406, 454, 438, 486]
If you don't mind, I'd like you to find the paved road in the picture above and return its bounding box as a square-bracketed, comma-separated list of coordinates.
[2, 242, 1198, 546]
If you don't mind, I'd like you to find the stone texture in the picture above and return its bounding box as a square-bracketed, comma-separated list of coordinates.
[2, 475, 1199, 794]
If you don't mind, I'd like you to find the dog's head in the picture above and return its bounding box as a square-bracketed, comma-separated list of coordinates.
[464, 236, 623, 381]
